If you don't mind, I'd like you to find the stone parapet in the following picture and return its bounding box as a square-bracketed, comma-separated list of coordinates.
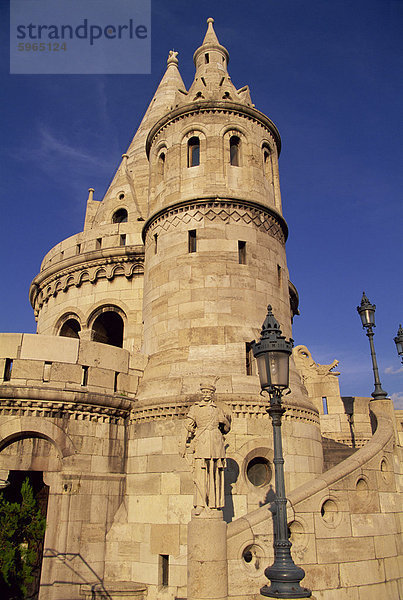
[0, 334, 144, 399]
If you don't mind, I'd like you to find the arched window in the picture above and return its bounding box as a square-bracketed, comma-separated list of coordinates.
[92, 311, 124, 347]
[112, 208, 128, 223]
[157, 152, 166, 181]
[59, 318, 81, 339]
[188, 137, 200, 167]
[230, 135, 240, 166]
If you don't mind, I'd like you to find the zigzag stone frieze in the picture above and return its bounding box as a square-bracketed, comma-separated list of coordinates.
[144, 200, 286, 245]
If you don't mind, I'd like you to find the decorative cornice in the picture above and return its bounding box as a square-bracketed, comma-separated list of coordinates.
[145, 101, 281, 157]
[30, 246, 144, 310]
[142, 197, 288, 244]
[129, 399, 319, 424]
[0, 386, 320, 426]
[0, 385, 133, 424]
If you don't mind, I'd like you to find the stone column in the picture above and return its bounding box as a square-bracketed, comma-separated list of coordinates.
[187, 510, 227, 600]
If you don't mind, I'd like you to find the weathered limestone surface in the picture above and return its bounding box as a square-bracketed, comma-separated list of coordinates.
[0, 17, 401, 600]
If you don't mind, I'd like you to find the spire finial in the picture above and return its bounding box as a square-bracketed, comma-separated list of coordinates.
[207, 17, 214, 25]
[167, 49, 179, 66]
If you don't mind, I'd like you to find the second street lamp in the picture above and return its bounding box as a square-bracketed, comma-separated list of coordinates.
[394, 324, 403, 365]
[356, 292, 388, 400]
[251, 305, 311, 599]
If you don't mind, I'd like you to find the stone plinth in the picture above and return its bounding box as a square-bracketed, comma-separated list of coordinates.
[188, 510, 228, 600]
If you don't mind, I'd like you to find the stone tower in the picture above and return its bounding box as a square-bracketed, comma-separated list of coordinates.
[1, 17, 401, 600]
[136, 17, 323, 486]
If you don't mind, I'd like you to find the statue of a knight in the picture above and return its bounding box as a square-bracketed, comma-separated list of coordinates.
[184, 381, 231, 514]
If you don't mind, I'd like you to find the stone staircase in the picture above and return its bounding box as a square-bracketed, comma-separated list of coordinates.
[322, 436, 357, 471]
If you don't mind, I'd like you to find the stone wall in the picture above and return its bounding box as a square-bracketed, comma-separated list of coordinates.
[0, 333, 145, 600]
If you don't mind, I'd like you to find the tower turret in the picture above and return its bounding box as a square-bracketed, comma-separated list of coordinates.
[139, 20, 306, 415]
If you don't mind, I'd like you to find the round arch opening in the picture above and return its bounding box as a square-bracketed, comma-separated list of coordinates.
[91, 310, 124, 347]
[112, 208, 128, 223]
[59, 318, 81, 339]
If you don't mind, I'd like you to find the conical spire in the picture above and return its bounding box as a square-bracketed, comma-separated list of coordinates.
[200, 17, 225, 53]
[193, 17, 229, 69]
[92, 52, 187, 224]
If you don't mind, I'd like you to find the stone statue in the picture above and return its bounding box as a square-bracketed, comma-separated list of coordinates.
[183, 381, 231, 513]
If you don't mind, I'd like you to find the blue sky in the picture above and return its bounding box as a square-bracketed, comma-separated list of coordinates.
[1, 0, 402, 406]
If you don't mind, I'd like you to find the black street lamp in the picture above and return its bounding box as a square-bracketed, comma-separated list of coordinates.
[356, 292, 388, 400]
[251, 305, 311, 599]
[394, 324, 403, 365]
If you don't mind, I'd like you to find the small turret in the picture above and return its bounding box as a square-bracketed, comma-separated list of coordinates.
[185, 18, 252, 105]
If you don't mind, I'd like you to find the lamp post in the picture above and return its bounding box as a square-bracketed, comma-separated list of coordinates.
[251, 305, 311, 599]
[394, 324, 403, 365]
[356, 292, 388, 400]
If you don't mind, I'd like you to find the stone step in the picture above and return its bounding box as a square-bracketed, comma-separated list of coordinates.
[80, 582, 147, 600]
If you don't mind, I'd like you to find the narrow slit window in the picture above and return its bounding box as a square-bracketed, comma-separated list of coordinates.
[245, 342, 253, 376]
[205, 53, 209, 64]
[263, 146, 273, 178]
[114, 372, 119, 392]
[154, 233, 158, 254]
[277, 264, 282, 286]
[96, 238, 102, 250]
[188, 230, 197, 253]
[76, 244, 81, 255]
[43, 361, 52, 382]
[3, 359, 13, 381]
[322, 397, 328, 415]
[159, 554, 169, 587]
[81, 366, 89, 386]
[238, 241, 246, 264]
[230, 135, 240, 166]
[188, 137, 200, 167]
[120, 234, 126, 247]
[158, 152, 165, 181]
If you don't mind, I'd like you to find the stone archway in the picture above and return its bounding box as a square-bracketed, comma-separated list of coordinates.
[0, 423, 75, 600]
